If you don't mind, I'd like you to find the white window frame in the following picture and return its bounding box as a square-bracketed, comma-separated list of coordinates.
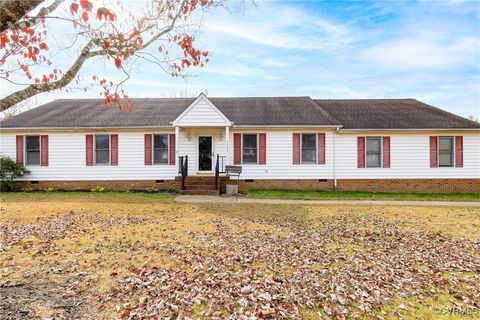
[438, 136, 455, 168]
[153, 133, 170, 165]
[365, 136, 382, 168]
[94, 134, 111, 166]
[241, 133, 259, 165]
[301, 132, 317, 164]
[24, 135, 41, 166]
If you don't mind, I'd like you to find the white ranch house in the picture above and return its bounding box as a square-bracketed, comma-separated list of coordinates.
[1, 94, 479, 194]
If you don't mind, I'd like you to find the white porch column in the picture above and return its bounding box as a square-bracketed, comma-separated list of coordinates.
[175, 126, 180, 159]
[225, 125, 230, 164]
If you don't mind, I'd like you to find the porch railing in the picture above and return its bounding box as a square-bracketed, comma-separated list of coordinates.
[178, 155, 188, 190]
[215, 154, 226, 190]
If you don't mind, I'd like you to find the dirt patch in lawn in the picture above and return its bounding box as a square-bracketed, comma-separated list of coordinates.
[1, 193, 479, 319]
[0, 279, 91, 319]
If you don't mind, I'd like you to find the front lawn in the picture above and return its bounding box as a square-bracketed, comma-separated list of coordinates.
[247, 189, 480, 202]
[1, 192, 479, 319]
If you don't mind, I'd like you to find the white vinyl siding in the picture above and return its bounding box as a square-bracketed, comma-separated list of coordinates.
[229, 130, 334, 179]
[336, 133, 480, 179]
[0, 130, 479, 181]
[174, 97, 230, 126]
[0, 132, 177, 181]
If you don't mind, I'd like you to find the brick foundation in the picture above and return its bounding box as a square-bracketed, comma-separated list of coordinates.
[19, 179, 181, 192]
[234, 179, 334, 192]
[336, 179, 480, 194]
[16, 178, 480, 194]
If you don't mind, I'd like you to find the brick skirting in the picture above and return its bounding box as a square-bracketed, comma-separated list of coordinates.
[17, 178, 479, 194]
[19, 179, 181, 192]
[235, 179, 334, 192]
[336, 179, 480, 194]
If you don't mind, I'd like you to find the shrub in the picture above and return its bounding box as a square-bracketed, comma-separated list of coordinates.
[0, 156, 30, 191]
[146, 186, 159, 193]
[45, 187, 56, 192]
[91, 185, 106, 192]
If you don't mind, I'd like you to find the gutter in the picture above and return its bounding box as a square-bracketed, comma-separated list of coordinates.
[337, 128, 480, 133]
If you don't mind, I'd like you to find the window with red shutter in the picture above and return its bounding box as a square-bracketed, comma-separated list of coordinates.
[144, 134, 152, 165]
[169, 134, 176, 165]
[16, 135, 24, 165]
[86, 135, 93, 166]
[293, 133, 300, 164]
[382, 136, 390, 168]
[317, 133, 325, 164]
[429, 136, 438, 168]
[233, 133, 241, 165]
[259, 133, 266, 165]
[357, 137, 365, 168]
[110, 134, 118, 166]
[455, 136, 463, 167]
[40, 135, 49, 166]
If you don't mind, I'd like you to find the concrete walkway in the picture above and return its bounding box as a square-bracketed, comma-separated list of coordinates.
[175, 195, 480, 207]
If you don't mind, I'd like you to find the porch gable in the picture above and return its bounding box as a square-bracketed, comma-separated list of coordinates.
[172, 93, 232, 127]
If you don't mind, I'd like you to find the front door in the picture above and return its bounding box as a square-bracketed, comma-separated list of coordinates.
[198, 136, 213, 171]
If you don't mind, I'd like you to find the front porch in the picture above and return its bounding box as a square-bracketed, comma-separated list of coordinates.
[175, 126, 230, 195]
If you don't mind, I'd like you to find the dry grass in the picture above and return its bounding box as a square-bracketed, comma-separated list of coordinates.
[1, 192, 479, 319]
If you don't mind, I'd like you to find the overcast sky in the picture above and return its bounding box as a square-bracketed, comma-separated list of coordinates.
[1, 0, 479, 118]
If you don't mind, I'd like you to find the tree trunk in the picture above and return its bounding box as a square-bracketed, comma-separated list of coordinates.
[0, 41, 95, 111]
[0, 0, 45, 33]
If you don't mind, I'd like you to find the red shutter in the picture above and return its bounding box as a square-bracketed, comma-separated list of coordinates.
[429, 136, 438, 168]
[259, 133, 266, 165]
[169, 134, 176, 165]
[293, 133, 300, 164]
[40, 135, 49, 166]
[144, 134, 152, 165]
[233, 133, 241, 165]
[382, 136, 390, 168]
[455, 136, 463, 168]
[110, 134, 118, 166]
[16, 135, 24, 165]
[357, 137, 365, 168]
[86, 134, 93, 166]
[317, 133, 325, 164]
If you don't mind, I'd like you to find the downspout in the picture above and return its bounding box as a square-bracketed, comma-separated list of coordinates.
[333, 126, 340, 190]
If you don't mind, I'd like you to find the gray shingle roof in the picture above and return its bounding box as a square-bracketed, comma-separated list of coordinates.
[1, 96, 478, 129]
[314, 99, 480, 129]
[0, 96, 340, 128]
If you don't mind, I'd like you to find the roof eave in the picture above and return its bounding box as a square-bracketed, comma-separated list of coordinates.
[338, 127, 480, 133]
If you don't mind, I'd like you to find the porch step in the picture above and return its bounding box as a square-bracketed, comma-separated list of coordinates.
[183, 184, 217, 190]
[180, 189, 220, 196]
[184, 177, 216, 185]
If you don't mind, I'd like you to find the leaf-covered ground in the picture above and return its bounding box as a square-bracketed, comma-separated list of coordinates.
[1, 192, 479, 319]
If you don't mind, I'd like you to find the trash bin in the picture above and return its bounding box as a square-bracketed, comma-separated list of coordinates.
[226, 184, 238, 195]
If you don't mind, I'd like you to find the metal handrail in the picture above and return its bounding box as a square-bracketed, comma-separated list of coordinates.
[215, 155, 227, 190]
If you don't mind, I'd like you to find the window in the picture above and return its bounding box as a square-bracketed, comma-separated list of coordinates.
[366, 137, 381, 168]
[242, 134, 257, 164]
[95, 134, 110, 165]
[301, 133, 316, 164]
[26, 135, 40, 165]
[439, 136, 453, 167]
[154, 134, 168, 164]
